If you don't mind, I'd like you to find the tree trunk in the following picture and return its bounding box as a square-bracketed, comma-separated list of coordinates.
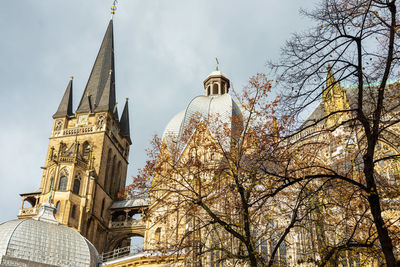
[364, 155, 397, 266]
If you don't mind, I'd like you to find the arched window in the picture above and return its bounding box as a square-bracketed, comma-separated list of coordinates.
[73, 173, 81, 195]
[56, 201, 61, 214]
[71, 204, 77, 219]
[108, 156, 116, 194]
[221, 82, 225, 94]
[111, 161, 122, 198]
[58, 170, 69, 191]
[104, 149, 112, 191]
[207, 86, 211, 96]
[213, 84, 218, 95]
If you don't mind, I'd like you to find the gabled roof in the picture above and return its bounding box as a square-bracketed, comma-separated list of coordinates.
[76, 19, 115, 113]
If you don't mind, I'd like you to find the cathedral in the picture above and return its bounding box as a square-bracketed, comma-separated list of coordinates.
[0, 4, 399, 267]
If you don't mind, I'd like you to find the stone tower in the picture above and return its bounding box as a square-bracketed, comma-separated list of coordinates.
[322, 66, 350, 128]
[17, 18, 131, 253]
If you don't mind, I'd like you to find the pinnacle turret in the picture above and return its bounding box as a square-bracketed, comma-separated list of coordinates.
[76, 19, 115, 114]
[120, 99, 131, 144]
[113, 105, 119, 122]
[53, 78, 73, 118]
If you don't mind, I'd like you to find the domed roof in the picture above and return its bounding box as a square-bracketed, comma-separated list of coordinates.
[163, 93, 245, 154]
[204, 70, 228, 79]
[0, 202, 100, 267]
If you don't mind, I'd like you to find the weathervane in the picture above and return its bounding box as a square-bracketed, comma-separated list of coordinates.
[111, 0, 118, 17]
[215, 57, 219, 71]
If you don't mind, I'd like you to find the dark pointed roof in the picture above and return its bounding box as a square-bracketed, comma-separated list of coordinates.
[95, 71, 116, 113]
[53, 79, 74, 118]
[76, 19, 115, 113]
[113, 105, 119, 122]
[120, 99, 131, 144]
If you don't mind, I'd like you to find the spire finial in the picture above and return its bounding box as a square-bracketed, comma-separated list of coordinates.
[111, 0, 118, 18]
[126, 97, 129, 101]
[70, 75, 74, 80]
[215, 57, 219, 71]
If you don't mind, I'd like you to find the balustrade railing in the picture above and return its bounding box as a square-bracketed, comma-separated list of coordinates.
[57, 156, 88, 168]
[101, 246, 142, 263]
[109, 219, 143, 229]
[18, 207, 38, 216]
[53, 126, 95, 137]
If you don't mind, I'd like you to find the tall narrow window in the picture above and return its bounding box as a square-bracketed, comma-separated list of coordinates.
[71, 204, 77, 219]
[108, 156, 116, 194]
[100, 198, 105, 218]
[104, 149, 112, 191]
[58, 176, 68, 191]
[56, 201, 61, 214]
[73, 177, 81, 195]
[112, 162, 122, 198]
[213, 84, 218, 94]
[155, 227, 161, 244]
[58, 169, 69, 191]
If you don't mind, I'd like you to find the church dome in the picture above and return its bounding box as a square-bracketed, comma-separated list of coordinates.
[0, 202, 100, 267]
[163, 70, 246, 154]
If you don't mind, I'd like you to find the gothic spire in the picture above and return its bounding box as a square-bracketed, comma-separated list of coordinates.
[53, 78, 74, 118]
[76, 19, 115, 113]
[120, 98, 131, 143]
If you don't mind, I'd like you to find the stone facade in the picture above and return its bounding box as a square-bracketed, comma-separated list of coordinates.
[18, 19, 132, 254]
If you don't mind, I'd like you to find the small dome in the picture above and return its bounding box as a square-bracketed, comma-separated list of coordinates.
[206, 70, 228, 79]
[0, 202, 100, 267]
[163, 93, 245, 154]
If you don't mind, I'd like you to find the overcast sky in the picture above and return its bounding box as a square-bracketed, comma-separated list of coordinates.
[0, 1, 316, 223]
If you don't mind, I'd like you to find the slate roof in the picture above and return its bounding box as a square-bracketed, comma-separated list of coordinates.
[53, 79, 73, 118]
[76, 19, 115, 114]
[109, 199, 149, 210]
